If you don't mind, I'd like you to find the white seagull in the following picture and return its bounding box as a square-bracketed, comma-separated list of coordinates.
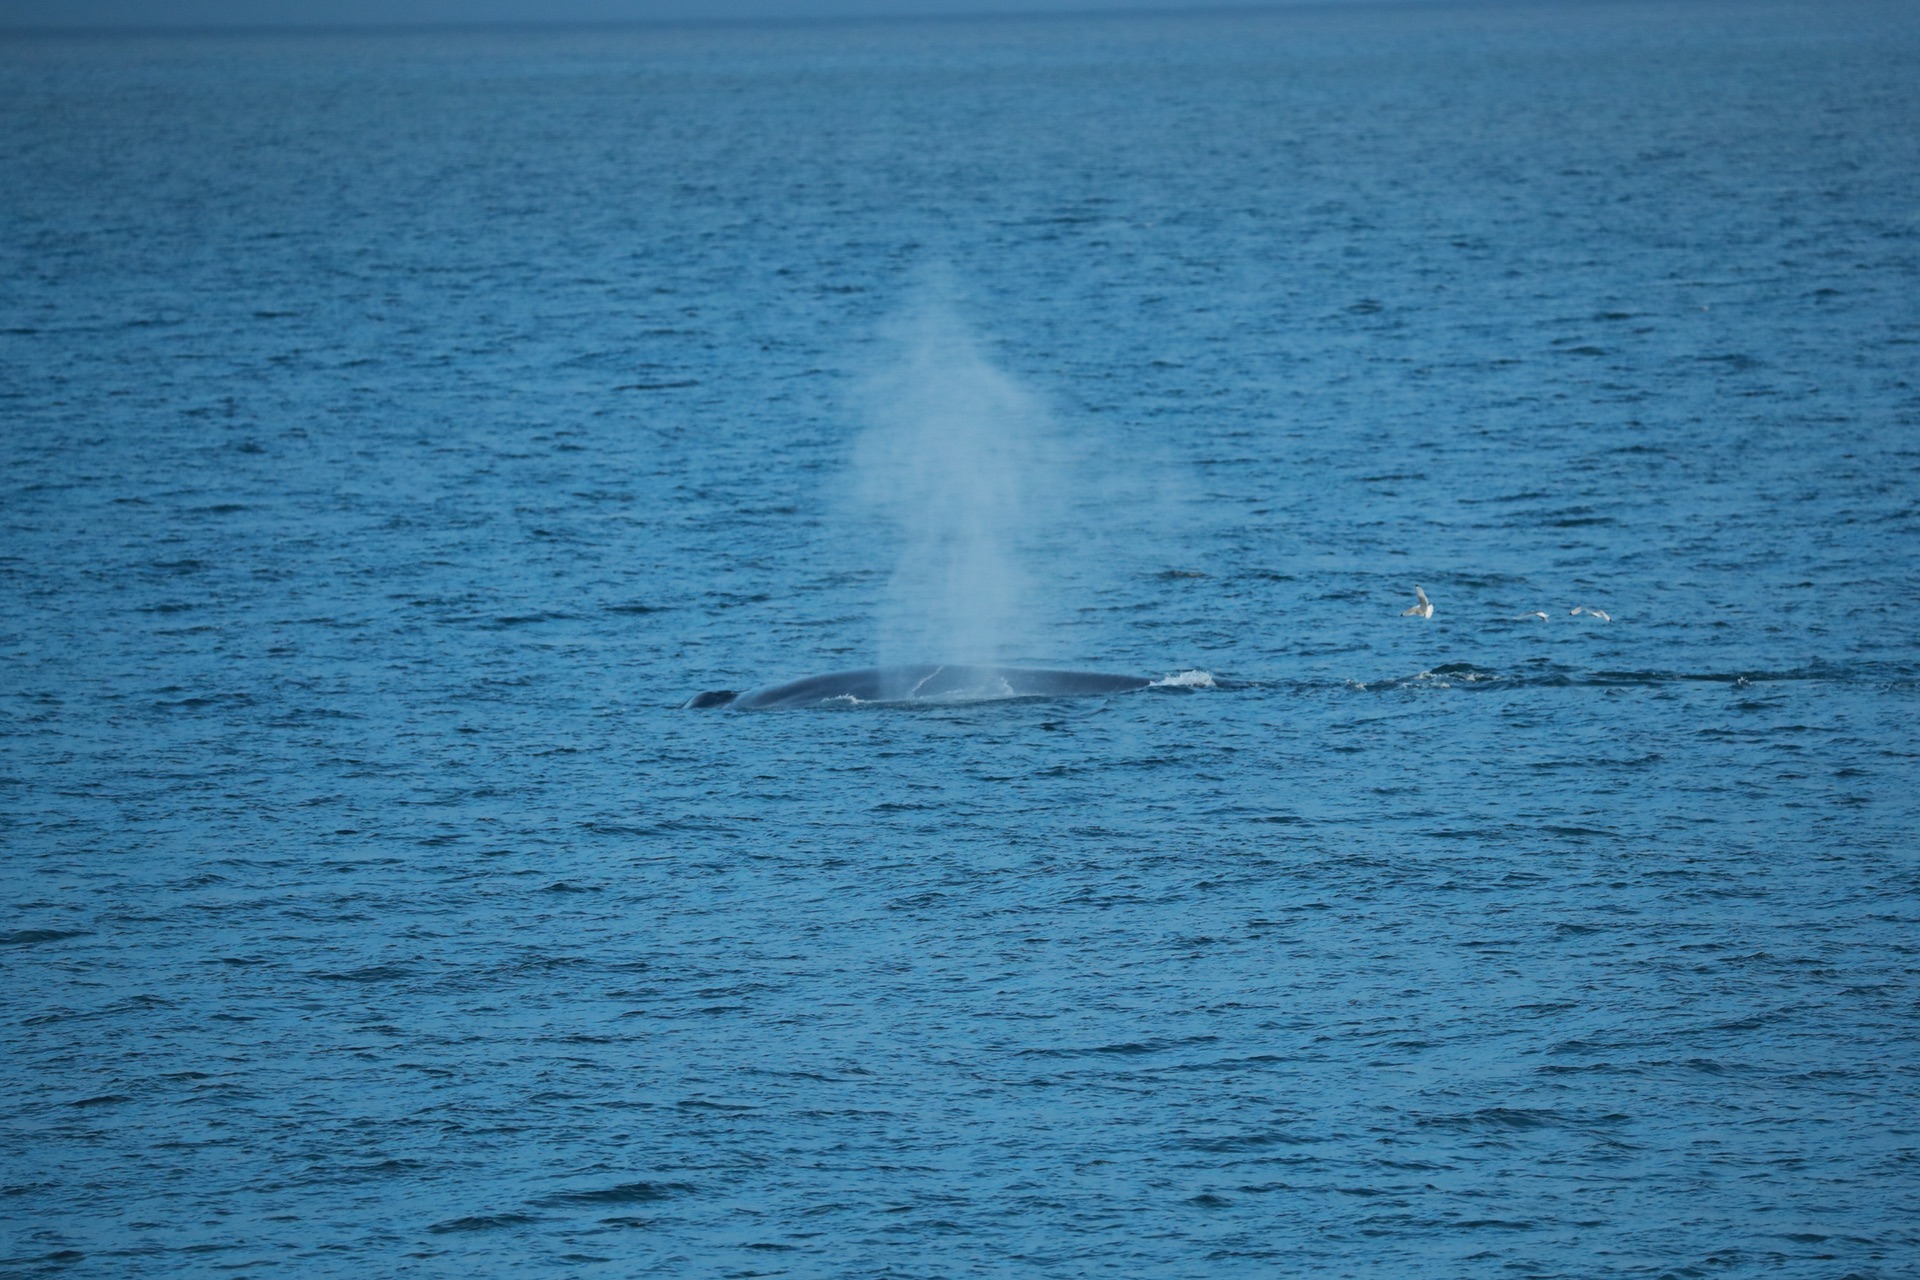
[1401, 585, 1434, 619]
[1570, 606, 1612, 622]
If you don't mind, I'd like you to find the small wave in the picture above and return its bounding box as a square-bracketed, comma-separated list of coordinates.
[1348, 661, 1874, 693]
[1151, 669, 1216, 689]
[0, 928, 91, 947]
[536, 1181, 695, 1207]
[427, 1213, 540, 1234]
[311, 964, 412, 983]
[1355, 664, 1505, 691]
[1417, 664, 1503, 687]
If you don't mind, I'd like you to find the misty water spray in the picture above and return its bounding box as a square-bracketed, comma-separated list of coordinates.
[853, 291, 1058, 678]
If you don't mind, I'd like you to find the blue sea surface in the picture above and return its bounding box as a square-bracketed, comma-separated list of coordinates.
[3, 1, 1919, 1275]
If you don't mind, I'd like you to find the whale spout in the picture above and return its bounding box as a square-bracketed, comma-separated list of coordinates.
[687, 664, 1153, 711]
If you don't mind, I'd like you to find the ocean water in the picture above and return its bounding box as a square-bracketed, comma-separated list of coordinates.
[3, 1, 1919, 1275]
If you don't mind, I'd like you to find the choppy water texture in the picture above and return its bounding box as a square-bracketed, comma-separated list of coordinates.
[4, 2, 1920, 1276]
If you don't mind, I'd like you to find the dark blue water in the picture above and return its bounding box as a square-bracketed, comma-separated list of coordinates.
[4, 2, 1919, 1275]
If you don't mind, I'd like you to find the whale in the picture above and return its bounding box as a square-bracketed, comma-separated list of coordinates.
[686, 664, 1155, 710]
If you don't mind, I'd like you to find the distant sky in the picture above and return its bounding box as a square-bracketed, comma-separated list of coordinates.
[0, 0, 1386, 32]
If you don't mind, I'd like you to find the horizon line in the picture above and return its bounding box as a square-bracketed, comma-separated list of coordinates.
[0, 0, 1604, 39]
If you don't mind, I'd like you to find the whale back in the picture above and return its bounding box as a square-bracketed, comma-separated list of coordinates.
[693, 664, 1151, 711]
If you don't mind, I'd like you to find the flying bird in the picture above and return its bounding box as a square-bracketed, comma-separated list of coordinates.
[1401, 585, 1434, 618]
[1570, 606, 1612, 622]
